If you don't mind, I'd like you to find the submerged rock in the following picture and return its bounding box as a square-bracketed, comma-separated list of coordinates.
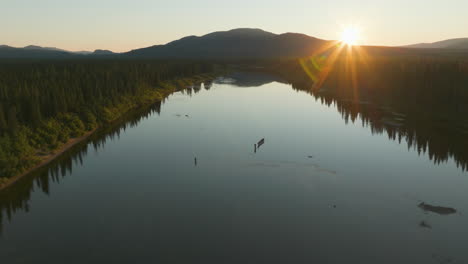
[418, 202, 457, 215]
[419, 220, 432, 229]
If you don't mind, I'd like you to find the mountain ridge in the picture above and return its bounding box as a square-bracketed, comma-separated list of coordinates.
[2, 29, 468, 59]
[405, 38, 468, 49]
[0, 45, 116, 58]
[126, 28, 330, 58]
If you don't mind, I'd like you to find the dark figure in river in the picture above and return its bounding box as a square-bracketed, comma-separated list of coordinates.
[254, 138, 265, 153]
[194, 157, 197, 166]
[257, 138, 265, 148]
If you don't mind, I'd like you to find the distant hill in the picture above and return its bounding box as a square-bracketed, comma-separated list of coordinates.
[126, 28, 330, 58]
[0, 45, 115, 58]
[405, 38, 468, 49]
[0, 45, 74, 58]
[22, 45, 78, 53]
[93, 49, 115, 55]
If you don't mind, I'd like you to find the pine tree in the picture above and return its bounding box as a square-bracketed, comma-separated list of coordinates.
[7, 105, 19, 135]
[0, 103, 7, 134]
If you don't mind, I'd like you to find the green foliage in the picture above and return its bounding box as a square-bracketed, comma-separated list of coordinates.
[33, 119, 61, 148]
[0, 177, 8, 187]
[82, 111, 98, 130]
[0, 127, 37, 178]
[58, 113, 85, 138]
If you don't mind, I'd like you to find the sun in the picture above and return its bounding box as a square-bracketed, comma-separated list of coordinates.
[340, 26, 360, 46]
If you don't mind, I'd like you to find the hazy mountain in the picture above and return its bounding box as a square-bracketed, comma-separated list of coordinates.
[0, 45, 74, 58]
[126, 28, 330, 58]
[74, 51, 94, 55]
[405, 38, 468, 49]
[0, 45, 119, 58]
[93, 49, 115, 55]
[22, 45, 99, 55]
[23, 45, 69, 52]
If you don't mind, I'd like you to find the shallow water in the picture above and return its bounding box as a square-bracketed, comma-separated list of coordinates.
[1, 72, 467, 264]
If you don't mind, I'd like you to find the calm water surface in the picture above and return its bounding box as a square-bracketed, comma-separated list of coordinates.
[1, 73, 467, 264]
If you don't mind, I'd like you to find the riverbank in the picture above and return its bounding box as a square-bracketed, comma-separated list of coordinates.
[0, 73, 219, 191]
[0, 129, 96, 191]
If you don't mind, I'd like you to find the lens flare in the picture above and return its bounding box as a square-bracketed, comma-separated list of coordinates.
[341, 26, 360, 46]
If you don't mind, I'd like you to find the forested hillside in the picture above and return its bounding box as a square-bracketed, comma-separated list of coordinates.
[0, 60, 219, 181]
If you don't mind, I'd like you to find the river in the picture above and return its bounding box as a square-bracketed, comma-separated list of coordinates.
[1, 72, 467, 264]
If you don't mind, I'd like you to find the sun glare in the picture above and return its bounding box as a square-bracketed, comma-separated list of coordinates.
[341, 26, 360, 46]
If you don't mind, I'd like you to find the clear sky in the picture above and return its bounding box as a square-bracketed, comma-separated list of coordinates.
[2, 0, 467, 52]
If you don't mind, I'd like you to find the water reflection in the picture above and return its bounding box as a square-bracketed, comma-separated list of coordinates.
[215, 71, 284, 87]
[288, 80, 468, 172]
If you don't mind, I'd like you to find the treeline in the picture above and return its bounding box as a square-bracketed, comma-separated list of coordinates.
[0, 59, 220, 180]
[270, 49, 468, 170]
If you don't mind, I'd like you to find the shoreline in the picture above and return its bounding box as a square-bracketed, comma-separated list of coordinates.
[0, 129, 97, 191]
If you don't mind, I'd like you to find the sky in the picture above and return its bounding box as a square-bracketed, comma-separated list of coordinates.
[1, 0, 467, 52]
